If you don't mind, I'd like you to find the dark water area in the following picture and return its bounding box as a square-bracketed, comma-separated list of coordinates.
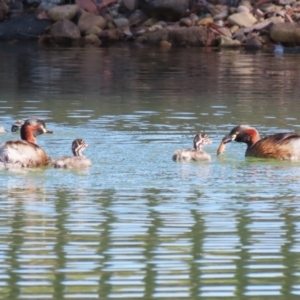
[0, 43, 300, 299]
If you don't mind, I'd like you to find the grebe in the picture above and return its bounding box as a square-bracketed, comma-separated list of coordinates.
[52, 139, 92, 169]
[172, 133, 212, 162]
[0, 126, 7, 133]
[0, 118, 53, 168]
[11, 120, 25, 132]
[217, 125, 300, 160]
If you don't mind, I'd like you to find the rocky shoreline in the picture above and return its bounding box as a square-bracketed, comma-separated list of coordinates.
[1, 0, 300, 48]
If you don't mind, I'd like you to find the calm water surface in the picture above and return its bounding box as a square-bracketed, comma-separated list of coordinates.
[0, 43, 300, 299]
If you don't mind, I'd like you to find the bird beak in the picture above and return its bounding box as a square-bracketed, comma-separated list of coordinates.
[217, 133, 237, 156]
[42, 127, 53, 134]
[222, 133, 236, 144]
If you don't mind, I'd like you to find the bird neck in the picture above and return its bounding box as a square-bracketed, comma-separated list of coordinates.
[20, 125, 37, 144]
[72, 148, 83, 157]
[246, 128, 260, 147]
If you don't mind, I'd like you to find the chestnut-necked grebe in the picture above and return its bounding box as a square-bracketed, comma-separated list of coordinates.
[218, 125, 300, 160]
[0, 118, 53, 168]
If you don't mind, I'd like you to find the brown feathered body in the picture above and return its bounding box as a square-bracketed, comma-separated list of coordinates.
[0, 118, 52, 168]
[219, 125, 300, 160]
[172, 133, 212, 162]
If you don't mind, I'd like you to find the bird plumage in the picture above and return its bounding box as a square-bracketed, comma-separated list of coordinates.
[218, 125, 300, 160]
[172, 133, 212, 162]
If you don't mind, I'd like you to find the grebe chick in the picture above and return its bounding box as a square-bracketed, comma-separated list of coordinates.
[218, 125, 300, 160]
[11, 120, 25, 132]
[52, 139, 92, 169]
[0, 118, 53, 168]
[0, 126, 7, 133]
[172, 133, 212, 162]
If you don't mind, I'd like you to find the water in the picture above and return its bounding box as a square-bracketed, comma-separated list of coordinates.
[0, 43, 300, 299]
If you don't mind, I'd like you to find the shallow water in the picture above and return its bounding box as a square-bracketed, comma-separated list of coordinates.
[0, 43, 300, 299]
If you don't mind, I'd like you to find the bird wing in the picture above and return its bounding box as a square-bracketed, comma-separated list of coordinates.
[0, 140, 51, 167]
[247, 132, 300, 160]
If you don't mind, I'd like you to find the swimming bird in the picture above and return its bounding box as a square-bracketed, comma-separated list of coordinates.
[52, 139, 92, 169]
[11, 120, 25, 132]
[172, 133, 212, 162]
[0, 118, 53, 168]
[0, 126, 7, 133]
[217, 125, 300, 160]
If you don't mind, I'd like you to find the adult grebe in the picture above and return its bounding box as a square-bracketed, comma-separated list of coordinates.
[217, 125, 300, 160]
[0, 118, 53, 168]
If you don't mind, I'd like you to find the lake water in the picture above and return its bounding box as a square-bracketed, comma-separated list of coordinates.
[0, 43, 300, 299]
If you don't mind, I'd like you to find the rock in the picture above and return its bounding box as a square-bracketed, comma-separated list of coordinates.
[217, 27, 232, 38]
[213, 9, 228, 21]
[149, 24, 163, 31]
[143, 18, 157, 26]
[75, 0, 98, 13]
[78, 11, 106, 33]
[259, 34, 271, 45]
[48, 4, 79, 22]
[109, 28, 123, 40]
[237, 5, 250, 13]
[139, 0, 189, 21]
[85, 25, 102, 35]
[267, 16, 284, 24]
[107, 22, 116, 29]
[123, 0, 138, 10]
[230, 25, 239, 34]
[160, 40, 171, 49]
[8, 1, 23, 10]
[209, 4, 227, 17]
[239, 0, 252, 8]
[0, 14, 52, 41]
[142, 27, 169, 44]
[179, 17, 192, 27]
[168, 27, 207, 47]
[104, 13, 113, 23]
[245, 36, 262, 48]
[50, 19, 81, 44]
[128, 9, 148, 26]
[0, 0, 8, 22]
[269, 22, 300, 45]
[277, 0, 295, 4]
[145, 26, 207, 47]
[197, 17, 214, 26]
[190, 13, 198, 24]
[99, 28, 123, 41]
[257, 3, 277, 13]
[234, 30, 246, 42]
[37, 0, 65, 10]
[38, 2, 59, 10]
[113, 18, 129, 28]
[227, 12, 257, 27]
[135, 35, 147, 43]
[216, 35, 241, 47]
[84, 34, 101, 46]
[156, 21, 167, 27]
